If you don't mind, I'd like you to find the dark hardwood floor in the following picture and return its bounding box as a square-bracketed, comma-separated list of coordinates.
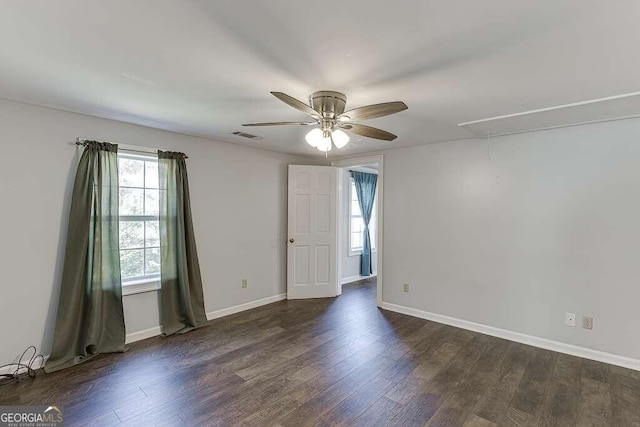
[2, 278, 639, 426]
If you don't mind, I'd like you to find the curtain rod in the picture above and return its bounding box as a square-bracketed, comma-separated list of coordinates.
[75, 138, 188, 158]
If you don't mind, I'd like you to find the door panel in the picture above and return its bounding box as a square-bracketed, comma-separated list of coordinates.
[315, 194, 330, 233]
[315, 245, 330, 284]
[293, 245, 310, 285]
[287, 165, 338, 299]
[294, 194, 310, 234]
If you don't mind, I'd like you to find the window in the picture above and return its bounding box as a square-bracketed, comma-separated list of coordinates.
[118, 153, 160, 285]
[349, 179, 376, 255]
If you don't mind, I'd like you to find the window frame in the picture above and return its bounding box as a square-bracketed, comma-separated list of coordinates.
[117, 151, 162, 295]
[348, 177, 377, 257]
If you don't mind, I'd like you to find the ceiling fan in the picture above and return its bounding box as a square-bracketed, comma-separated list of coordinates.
[242, 91, 408, 153]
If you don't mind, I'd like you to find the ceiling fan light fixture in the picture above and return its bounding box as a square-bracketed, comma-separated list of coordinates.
[332, 129, 349, 148]
[316, 136, 332, 152]
[305, 128, 323, 147]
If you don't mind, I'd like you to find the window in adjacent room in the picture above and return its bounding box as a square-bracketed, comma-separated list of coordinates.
[349, 178, 376, 255]
[118, 153, 160, 285]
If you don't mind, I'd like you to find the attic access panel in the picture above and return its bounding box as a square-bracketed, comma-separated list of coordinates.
[459, 91, 640, 138]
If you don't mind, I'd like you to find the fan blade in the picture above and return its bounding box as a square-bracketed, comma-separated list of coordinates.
[338, 101, 407, 121]
[271, 92, 321, 118]
[340, 123, 398, 141]
[242, 121, 316, 126]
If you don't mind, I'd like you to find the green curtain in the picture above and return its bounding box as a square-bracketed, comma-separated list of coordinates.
[351, 171, 378, 277]
[45, 141, 125, 373]
[158, 151, 207, 335]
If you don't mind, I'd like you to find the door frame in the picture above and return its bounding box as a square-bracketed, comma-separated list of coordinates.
[332, 155, 384, 307]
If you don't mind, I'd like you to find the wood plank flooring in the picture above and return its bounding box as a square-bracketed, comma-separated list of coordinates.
[1, 278, 639, 426]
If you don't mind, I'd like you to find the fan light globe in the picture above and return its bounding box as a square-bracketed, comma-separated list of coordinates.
[305, 128, 323, 147]
[306, 127, 349, 151]
[332, 129, 349, 148]
[316, 137, 332, 152]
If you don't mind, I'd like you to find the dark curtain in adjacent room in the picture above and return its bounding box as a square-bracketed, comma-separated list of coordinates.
[351, 171, 378, 277]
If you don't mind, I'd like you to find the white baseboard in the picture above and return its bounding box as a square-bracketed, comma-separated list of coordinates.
[206, 293, 287, 321]
[381, 302, 640, 372]
[123, 294, 288, 344]
[3, 294, 286, 374]
[126, 326, 163, 344]
[342, 274, 377, 285]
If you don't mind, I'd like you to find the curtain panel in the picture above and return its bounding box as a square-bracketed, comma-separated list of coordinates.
[158, 150, 207, 335]
[351, 171, 378, 277]
[45, 141, 125, 373]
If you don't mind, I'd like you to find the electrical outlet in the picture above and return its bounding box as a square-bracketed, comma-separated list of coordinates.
[582, 316, 593, 330]
[565, 312, 576, 327]
[242, 279, 248, 288]
[403, 283, 409, 293]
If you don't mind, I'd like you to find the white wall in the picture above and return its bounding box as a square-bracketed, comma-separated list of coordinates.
[340, 168, 377, 283]
[5, 96, 639, 367]
[0, 99, 315, 366]
[382, 118, 640, 361]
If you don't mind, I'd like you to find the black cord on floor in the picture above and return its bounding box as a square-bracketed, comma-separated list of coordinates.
[0, 346, 45, 385]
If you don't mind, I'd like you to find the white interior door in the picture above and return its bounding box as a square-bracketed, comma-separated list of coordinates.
[287, 165, 338, 299]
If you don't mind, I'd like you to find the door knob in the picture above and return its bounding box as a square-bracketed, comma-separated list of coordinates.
[289, 238, 294, 243]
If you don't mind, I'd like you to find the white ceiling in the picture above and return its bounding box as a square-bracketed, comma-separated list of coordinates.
[1, 1, 640, 157]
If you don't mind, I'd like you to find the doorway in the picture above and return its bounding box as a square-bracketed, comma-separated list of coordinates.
[332, 156, 384, 307]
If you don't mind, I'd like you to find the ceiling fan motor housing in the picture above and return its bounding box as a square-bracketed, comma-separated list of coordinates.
[309, 91, 347, 119]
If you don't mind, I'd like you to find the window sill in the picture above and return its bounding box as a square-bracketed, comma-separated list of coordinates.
[348, 249, 377, 257]
[122, 279, 161, 296]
